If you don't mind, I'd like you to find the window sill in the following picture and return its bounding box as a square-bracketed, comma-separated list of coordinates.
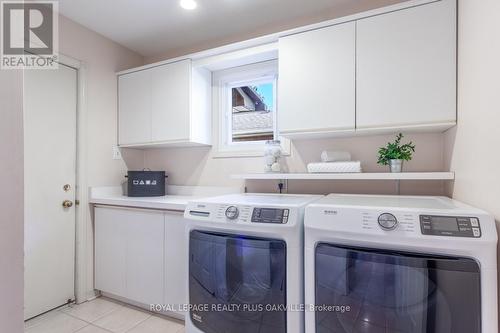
[212, 139, 291, 159]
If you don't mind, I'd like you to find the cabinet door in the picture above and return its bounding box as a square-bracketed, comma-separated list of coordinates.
[151, 60, 191, 142]
[118, 69, 152, 145]
[164, 212, 187, 317]
[126, 209, 165, 306]
[278, 22, 355, 136]
[95, 207, 127, 298]
[356, 0, 456, 129]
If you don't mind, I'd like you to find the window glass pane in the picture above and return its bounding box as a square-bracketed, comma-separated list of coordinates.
[231, 82, 274, 142]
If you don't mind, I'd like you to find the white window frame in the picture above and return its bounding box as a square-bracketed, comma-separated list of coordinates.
[212, 60, 290, 158]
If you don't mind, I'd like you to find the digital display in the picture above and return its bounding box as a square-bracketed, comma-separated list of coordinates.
[260, 208, 281, 219]
[432, 216, 459, 232]
[252, 208, 287, 224]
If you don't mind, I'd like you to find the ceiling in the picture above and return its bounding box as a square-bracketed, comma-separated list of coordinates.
[56, 0, 406, 59]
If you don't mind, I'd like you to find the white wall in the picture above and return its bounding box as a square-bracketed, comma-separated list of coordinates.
[444, 0, 500, 221]
[0, 71, 24, 332]
[444, 0, 500, 320]
[144, 132, 447, 195]
[58, 15, 144, 300]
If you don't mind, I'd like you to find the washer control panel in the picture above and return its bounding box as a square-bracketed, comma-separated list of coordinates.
[225, 206, 239, 220]
[420, 215, 481, 238]
[378, 213, 398, 230]
[360, 211, 416, 232]
[251, 208, 290, 224]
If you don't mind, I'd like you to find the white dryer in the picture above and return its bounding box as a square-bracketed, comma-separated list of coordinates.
[304, 194, 497, 333]
[184, 193, 322, 333]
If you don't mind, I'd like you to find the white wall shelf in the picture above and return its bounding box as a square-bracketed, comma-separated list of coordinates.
[231, 172, 455, 181]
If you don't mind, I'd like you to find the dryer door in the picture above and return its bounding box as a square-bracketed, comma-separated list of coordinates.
[189, 230, 287, 333]
[314, 244, 481, 333]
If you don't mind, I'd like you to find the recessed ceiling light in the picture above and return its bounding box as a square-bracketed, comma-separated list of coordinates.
[180, 0, 197, 10]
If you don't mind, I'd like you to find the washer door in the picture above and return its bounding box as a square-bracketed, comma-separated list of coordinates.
[189, 230, 287, 333]
[314, 244, 481, 333]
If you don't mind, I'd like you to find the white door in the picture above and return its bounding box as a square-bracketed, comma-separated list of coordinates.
[151, 60, 191, 143]
[94, 207, 127, 298]
[94, 206, 165, 305]
[278, 22, 356, 137]
[118, 69, 152, 145]
[356, 0, 456, 129]
[126, 209, 165, 306]
[24, 64, 78, 320]
[164, 212, 187, 317]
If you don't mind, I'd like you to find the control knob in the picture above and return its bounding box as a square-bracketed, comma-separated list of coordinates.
[225, 206, 239, 220]
[378, 213, 398, 230]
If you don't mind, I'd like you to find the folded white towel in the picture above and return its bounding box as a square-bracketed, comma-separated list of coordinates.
[307, 161, 362, 173]
[320, 151, 351, 163]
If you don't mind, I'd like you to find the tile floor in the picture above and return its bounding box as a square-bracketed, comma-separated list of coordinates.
[25, 297, 185, 333]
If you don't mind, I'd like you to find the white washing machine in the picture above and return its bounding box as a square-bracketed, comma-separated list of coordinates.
[184, 193, 322, 333]
[304, 194, 498, 333]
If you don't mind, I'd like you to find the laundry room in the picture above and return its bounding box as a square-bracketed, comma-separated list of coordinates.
[1, 0, 499, 332]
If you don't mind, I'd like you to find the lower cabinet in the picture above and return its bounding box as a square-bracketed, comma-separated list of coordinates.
[95, 207, 128, 297]
[126, 209, 164, 306]
[95, 206, 186, 317]
[164, 212, 187, 316]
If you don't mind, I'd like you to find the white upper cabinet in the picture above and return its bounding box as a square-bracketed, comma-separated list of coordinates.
[278, 22, 356, 138]
[356, 0, 457, 130]
[151, 61, 191, 143]
[118, 0, 457, 142]
[277, 0, 456, 138]
[118, 69, 152, 144]
[118, 59, 211, 147]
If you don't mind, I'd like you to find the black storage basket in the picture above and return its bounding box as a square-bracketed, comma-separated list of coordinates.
[126, 170, 166, 197]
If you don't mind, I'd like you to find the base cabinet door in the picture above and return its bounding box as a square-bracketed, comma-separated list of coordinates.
[95, 206, 165, 306]
[126, 209, 165, 306]
[356, 0, 456, 129]
[165, 212, 188, 317]
[95, 207, 127, 298]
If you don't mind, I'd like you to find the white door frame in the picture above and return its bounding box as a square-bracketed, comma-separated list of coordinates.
[56, 53, 90, 304]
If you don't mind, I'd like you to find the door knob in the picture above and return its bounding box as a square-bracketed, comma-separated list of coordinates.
[62, 200, 73, 208]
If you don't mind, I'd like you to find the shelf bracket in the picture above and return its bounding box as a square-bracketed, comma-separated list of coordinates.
[396, 180, 401, 195]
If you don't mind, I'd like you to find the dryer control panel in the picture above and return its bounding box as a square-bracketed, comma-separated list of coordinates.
[187, 203, 295, 225]
[251, 208, 289, 224]
[420, 215, 481, 238]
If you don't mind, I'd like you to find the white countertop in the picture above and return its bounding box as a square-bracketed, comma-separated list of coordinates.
[89, 185, 242, 211]
[91, 194, 198, 211]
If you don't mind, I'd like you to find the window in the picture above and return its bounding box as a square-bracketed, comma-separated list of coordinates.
[213, 60, 289, 157]
[231, 81, 275, 142]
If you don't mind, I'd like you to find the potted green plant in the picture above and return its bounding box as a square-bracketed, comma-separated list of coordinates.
[377, 133, 416, 172]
